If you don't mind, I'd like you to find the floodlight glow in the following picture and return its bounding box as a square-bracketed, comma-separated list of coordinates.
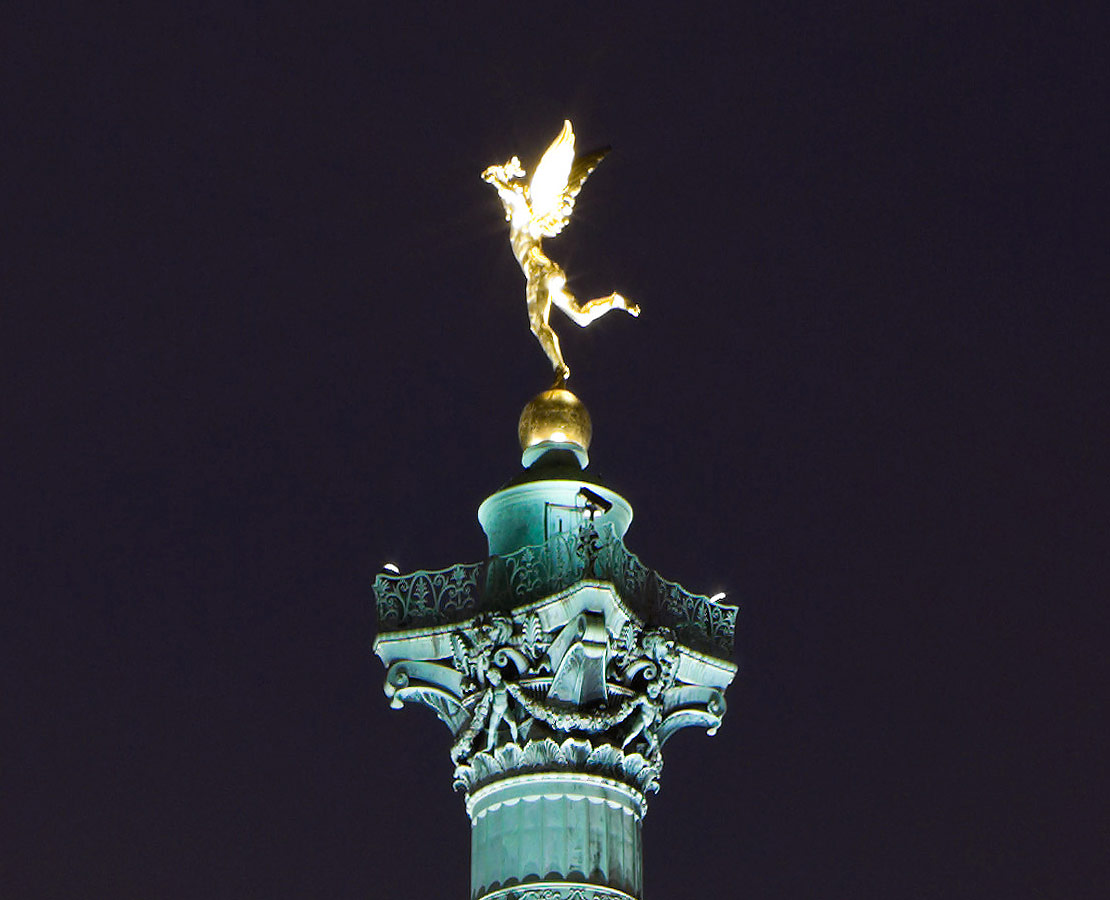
[709, 592, 727, 603]
[383, 562, 400, 574]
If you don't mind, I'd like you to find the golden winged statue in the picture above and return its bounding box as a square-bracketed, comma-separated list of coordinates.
[482, 121, 640, 385]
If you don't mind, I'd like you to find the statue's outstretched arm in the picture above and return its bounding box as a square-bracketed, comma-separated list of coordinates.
[482, 158, 529, 224]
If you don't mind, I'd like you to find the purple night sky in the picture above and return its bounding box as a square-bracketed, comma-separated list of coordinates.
[3, 3, 1104, 898]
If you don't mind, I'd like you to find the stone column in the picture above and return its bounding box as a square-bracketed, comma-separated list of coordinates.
[373, 395, 737, 900]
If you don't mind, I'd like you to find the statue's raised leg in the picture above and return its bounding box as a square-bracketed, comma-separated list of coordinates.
[550, 282, 640, 326]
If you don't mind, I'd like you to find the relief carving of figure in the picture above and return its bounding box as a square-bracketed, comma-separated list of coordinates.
[484, 667, 519, 750]
[621, 680, 663, 756]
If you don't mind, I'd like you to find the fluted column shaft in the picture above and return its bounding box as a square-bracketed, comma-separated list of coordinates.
[467, 773, 644, 900]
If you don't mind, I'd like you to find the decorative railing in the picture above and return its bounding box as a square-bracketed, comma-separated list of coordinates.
[373, 527, 737, 659]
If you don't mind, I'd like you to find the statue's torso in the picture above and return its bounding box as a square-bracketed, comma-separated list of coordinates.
[510, 228, 560, 281]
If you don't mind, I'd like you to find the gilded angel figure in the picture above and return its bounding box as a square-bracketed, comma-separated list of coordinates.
[482, 120, 639, 385]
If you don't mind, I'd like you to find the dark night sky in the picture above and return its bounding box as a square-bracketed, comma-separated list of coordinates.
[3, 3, 1106, 898]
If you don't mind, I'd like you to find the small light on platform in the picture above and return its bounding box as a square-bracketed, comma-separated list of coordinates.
[709, 592, 727, 603]
[577, 487, 613, 520]
[383, 562, 400, 574]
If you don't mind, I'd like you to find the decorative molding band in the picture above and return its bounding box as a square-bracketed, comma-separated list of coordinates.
[466, 770, 646, 821]
[457, 737, 660, 798]
[478, 883, 638, 900]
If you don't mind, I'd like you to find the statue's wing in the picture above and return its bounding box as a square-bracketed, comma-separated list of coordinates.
[532, 145, 610, 239]
[528, 120, 576, 231]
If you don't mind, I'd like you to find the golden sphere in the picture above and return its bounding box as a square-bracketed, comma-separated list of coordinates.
[518, 389, 592, 451]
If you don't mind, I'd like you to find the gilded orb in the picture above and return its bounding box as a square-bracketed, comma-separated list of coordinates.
[518, 389, 592, 451]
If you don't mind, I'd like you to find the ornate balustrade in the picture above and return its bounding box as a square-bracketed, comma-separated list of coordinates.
[374, 527, 737, 659]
